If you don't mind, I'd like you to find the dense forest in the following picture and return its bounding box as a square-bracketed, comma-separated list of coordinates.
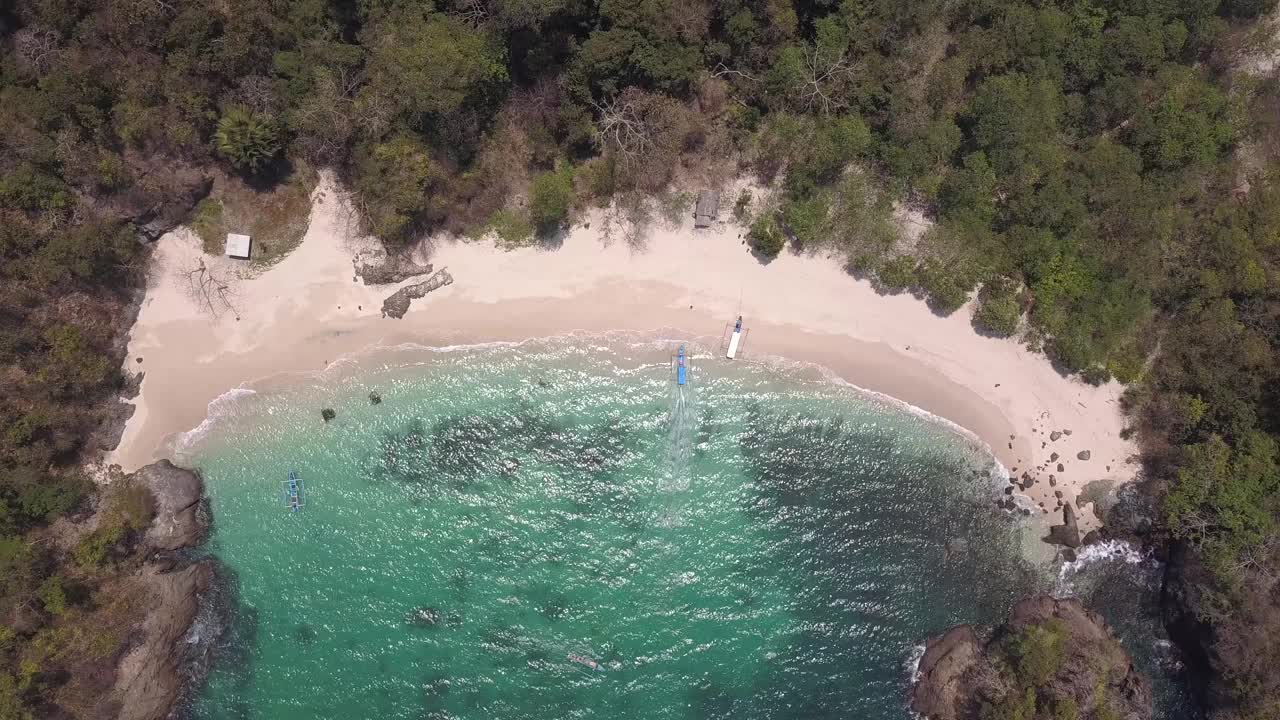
[2, 0, 1280, 717]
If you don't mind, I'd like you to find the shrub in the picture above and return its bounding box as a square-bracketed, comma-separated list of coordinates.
[916, 259, 972, 315]
[877, 256, 918, 292]
[1009, 620, 1066, 686]
[780, 195, 829, 249]
[975, 279, 1022, 336]
[528, 166, 574, 233]
[486, 209, 534, 246]
[748, 215, 785, 258]
[733, 190, 752, 223]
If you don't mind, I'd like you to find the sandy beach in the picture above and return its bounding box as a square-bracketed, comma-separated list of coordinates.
[106, 173, 1137, 534]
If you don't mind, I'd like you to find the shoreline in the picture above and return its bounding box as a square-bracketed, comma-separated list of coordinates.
[106, 172, 1137, 535]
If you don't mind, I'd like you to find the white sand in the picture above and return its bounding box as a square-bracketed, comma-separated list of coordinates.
[107, 172, 1137, 534]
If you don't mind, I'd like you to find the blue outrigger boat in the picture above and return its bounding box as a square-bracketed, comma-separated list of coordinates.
[676, 344, 688, 385]
[283, 470, 305, 512]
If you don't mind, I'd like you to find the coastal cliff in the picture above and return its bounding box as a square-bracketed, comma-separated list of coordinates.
[912, 596, 1152, 720]
[110, 461, 218, 720]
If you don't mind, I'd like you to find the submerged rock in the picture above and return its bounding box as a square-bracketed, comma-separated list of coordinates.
[407, 606, 443, 627]
[911, 596, 1152, 720]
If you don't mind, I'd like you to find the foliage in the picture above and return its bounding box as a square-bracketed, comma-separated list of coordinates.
[353, 135, 436, 240]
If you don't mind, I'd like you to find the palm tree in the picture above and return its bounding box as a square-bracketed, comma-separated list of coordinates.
[213, 106, 281, 173]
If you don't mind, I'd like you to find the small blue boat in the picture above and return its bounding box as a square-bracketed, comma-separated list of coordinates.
[282, 470, 304, 512]
[676, 345, 687, 386]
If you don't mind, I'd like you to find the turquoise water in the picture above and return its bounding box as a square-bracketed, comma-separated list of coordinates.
[186, 337, 1043, 720]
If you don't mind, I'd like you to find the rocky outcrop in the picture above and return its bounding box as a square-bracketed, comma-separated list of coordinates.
[381, 268, 454, 318]
[92, 156, 213, 243]
[114, 561, 215, 720]
[358, 254, 433, 285]
[136, 460, 208, 552]
[914, 626, 982, 720]
[110, 461, 218, 720]
[912, 596, 1152, 720]
[1044, 504, 1081, 548]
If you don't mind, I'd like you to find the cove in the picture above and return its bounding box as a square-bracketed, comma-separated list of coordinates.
[184, 338, 1041, 720]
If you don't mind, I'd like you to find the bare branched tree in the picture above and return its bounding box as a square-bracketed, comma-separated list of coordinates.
[14, 28, 61, 77]
[711, 63, 758, 82]
[593, 95, 655, 168]
[182, 259, 240, 319]
[455, 0, 490, 28]
[798, 45, 853, 115]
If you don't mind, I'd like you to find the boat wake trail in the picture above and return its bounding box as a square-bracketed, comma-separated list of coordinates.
[657, 380, 697, 526]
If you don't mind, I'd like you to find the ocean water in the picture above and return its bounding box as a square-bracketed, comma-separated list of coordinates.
[183, 336, 1048, 720]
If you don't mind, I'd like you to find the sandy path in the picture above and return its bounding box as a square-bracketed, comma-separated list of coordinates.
[107, 173, 1137, 535]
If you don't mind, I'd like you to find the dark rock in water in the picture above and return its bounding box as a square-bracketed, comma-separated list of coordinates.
[1077, 449, 1092, 460]
[1054, 490, 1064, 498]
[407, 606, 443, 627]
[1060, 548, 1077, 562]
[911, 596, 1152, 720]
[1064, 429, 1073, 435]
[295, 623, 317, 645]
[369, 391, 382, 405]
[1003, 486, 1014, 495]
[1050, 452, 1059, 462]
[1049, 475, 1057, 486]
[1057, 463, 1065, 472]
[1050, 430, 1063, 441]
[322, 408, 336, 422]
[1045, 504, 1081, 548]
[1081, 529, 1103, 546]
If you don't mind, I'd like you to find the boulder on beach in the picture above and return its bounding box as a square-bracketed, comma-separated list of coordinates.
[358, 255, 434, 285]
[382, 268, 454, 319]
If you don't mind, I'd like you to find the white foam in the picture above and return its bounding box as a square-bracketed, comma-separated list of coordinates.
[906, 643, 927, 683]
[174, 387, 258, 452]
[1055, 539, 1153, 593]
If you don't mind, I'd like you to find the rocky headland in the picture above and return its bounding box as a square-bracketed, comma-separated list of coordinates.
[912, 596, 1152, 720]
[110, 460, 219, 720]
